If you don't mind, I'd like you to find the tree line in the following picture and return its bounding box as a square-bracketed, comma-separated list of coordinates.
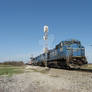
[0, 61, 24, 66]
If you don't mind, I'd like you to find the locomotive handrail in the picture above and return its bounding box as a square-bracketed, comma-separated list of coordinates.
[67, 48, 84, 50]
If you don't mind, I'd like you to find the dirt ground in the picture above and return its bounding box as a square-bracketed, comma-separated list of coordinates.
[0, 65, 92, 92]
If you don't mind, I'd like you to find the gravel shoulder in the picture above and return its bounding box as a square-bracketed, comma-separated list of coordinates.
[0, 65, 92, 92]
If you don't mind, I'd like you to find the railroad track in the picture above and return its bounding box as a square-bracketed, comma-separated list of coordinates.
[52, 66, 92, 73]
[69, 68, 92, 73]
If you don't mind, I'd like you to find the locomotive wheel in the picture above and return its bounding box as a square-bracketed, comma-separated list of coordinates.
[48, 63, 56, 68]
[66, 66, 71, 70]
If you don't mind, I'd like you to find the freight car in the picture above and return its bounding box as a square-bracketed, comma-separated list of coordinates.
[31, 39, 88, 69]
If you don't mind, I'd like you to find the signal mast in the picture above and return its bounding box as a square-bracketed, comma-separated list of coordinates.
[43, 25, 48, 67]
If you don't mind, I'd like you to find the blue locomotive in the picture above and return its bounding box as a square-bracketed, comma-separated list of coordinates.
[31, 39, 87, 69]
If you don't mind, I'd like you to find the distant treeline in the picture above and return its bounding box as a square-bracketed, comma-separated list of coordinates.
[0, 61, 24, 66]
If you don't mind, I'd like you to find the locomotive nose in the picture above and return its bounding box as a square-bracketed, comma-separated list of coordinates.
[72, 48, 85, 57]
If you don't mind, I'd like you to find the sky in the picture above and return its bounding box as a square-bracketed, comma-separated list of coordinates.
[0, 0, 92, 63]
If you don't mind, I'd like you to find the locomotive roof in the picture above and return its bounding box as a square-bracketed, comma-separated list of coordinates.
[62, 39, 80, 44]
[56, 39, 81, 47]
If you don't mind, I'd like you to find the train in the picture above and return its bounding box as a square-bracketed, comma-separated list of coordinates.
[31, 39, 88, 69]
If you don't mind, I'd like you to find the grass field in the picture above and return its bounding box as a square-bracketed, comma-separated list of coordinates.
[0, 63, 92, 76]
[0, 65, 25, 76]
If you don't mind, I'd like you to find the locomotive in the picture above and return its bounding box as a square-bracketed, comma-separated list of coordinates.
[31, 39, 87, 69]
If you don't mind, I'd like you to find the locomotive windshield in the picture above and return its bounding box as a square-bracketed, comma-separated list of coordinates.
[63, 40, 81, 46]
[64, 40, 80, 45]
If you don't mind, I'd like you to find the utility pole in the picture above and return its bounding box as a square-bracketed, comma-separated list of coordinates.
[43, 25, 48, 67]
